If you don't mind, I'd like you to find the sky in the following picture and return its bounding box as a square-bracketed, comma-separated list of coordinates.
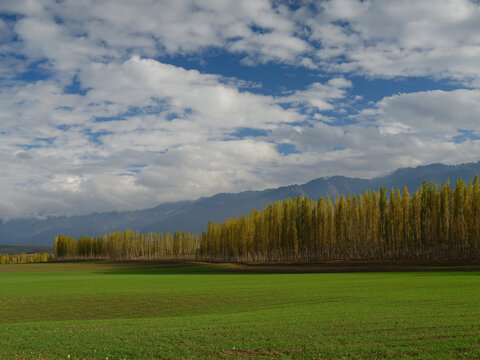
[1, 0, 480, 220]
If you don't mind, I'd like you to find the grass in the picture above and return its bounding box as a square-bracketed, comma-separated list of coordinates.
[0, 262, 479, 359]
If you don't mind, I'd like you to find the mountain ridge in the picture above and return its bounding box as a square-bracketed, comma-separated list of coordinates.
[2, 161, 480, 246]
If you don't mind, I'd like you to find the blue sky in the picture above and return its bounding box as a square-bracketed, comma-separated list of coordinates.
[1, 0, 480, 219]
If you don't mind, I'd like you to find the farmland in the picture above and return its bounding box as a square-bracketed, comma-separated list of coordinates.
[1, 262, 480, 360]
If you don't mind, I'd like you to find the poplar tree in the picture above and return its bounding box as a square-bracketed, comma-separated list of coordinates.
[53, 176, 480, 263]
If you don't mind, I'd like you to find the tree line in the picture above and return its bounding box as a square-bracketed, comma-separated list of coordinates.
[0, 252, 52, 264]
[54, 230, 198, 261]
[54, 177, 480, 262]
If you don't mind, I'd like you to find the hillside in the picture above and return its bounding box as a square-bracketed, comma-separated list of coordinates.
[0, 244, 52, 255]
[2, 161, 480, 246]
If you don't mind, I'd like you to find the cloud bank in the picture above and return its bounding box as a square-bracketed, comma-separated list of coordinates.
[1, 0, 480, 219]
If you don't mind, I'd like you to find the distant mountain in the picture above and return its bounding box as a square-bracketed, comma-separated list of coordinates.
[0, 244, 52, 255]
[2, 161, 480, 246]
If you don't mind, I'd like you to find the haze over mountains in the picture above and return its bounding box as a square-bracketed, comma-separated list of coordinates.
[2, 161, 480, 246]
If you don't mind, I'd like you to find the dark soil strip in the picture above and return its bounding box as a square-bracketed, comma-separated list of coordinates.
[209, 259, 480, 273]
[1, 259, 480, 273]
[0, 263, 187, 272]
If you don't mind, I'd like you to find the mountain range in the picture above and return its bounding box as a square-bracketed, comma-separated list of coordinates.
[1, 161, 480, 246]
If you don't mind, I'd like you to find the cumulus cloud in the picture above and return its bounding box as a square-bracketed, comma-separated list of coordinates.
[1, 0, 480, 219]
[277, 78, 353, 112]
[3, 0, 480, 81]
[0, 53, 341, 219]
[262, 86, 480, 183]
[311, 0, 480, 83]
[1, 0, 310, 70]
[371, 89, 480, 138]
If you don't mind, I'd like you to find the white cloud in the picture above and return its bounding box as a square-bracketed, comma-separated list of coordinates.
[277, 77, 352, 112]
[310, 0, 480, 83]
[263, 87, 480, 183]
[2, 0, 480, 220]
[0, 55, 326, 218]
[2, 0, 310, 72]
[367, 89, 480, 138]
[81, 56, 300, 130]
[5, 0, 480, 81]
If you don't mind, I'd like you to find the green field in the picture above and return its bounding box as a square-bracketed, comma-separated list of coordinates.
[1, 263, 479, 360]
